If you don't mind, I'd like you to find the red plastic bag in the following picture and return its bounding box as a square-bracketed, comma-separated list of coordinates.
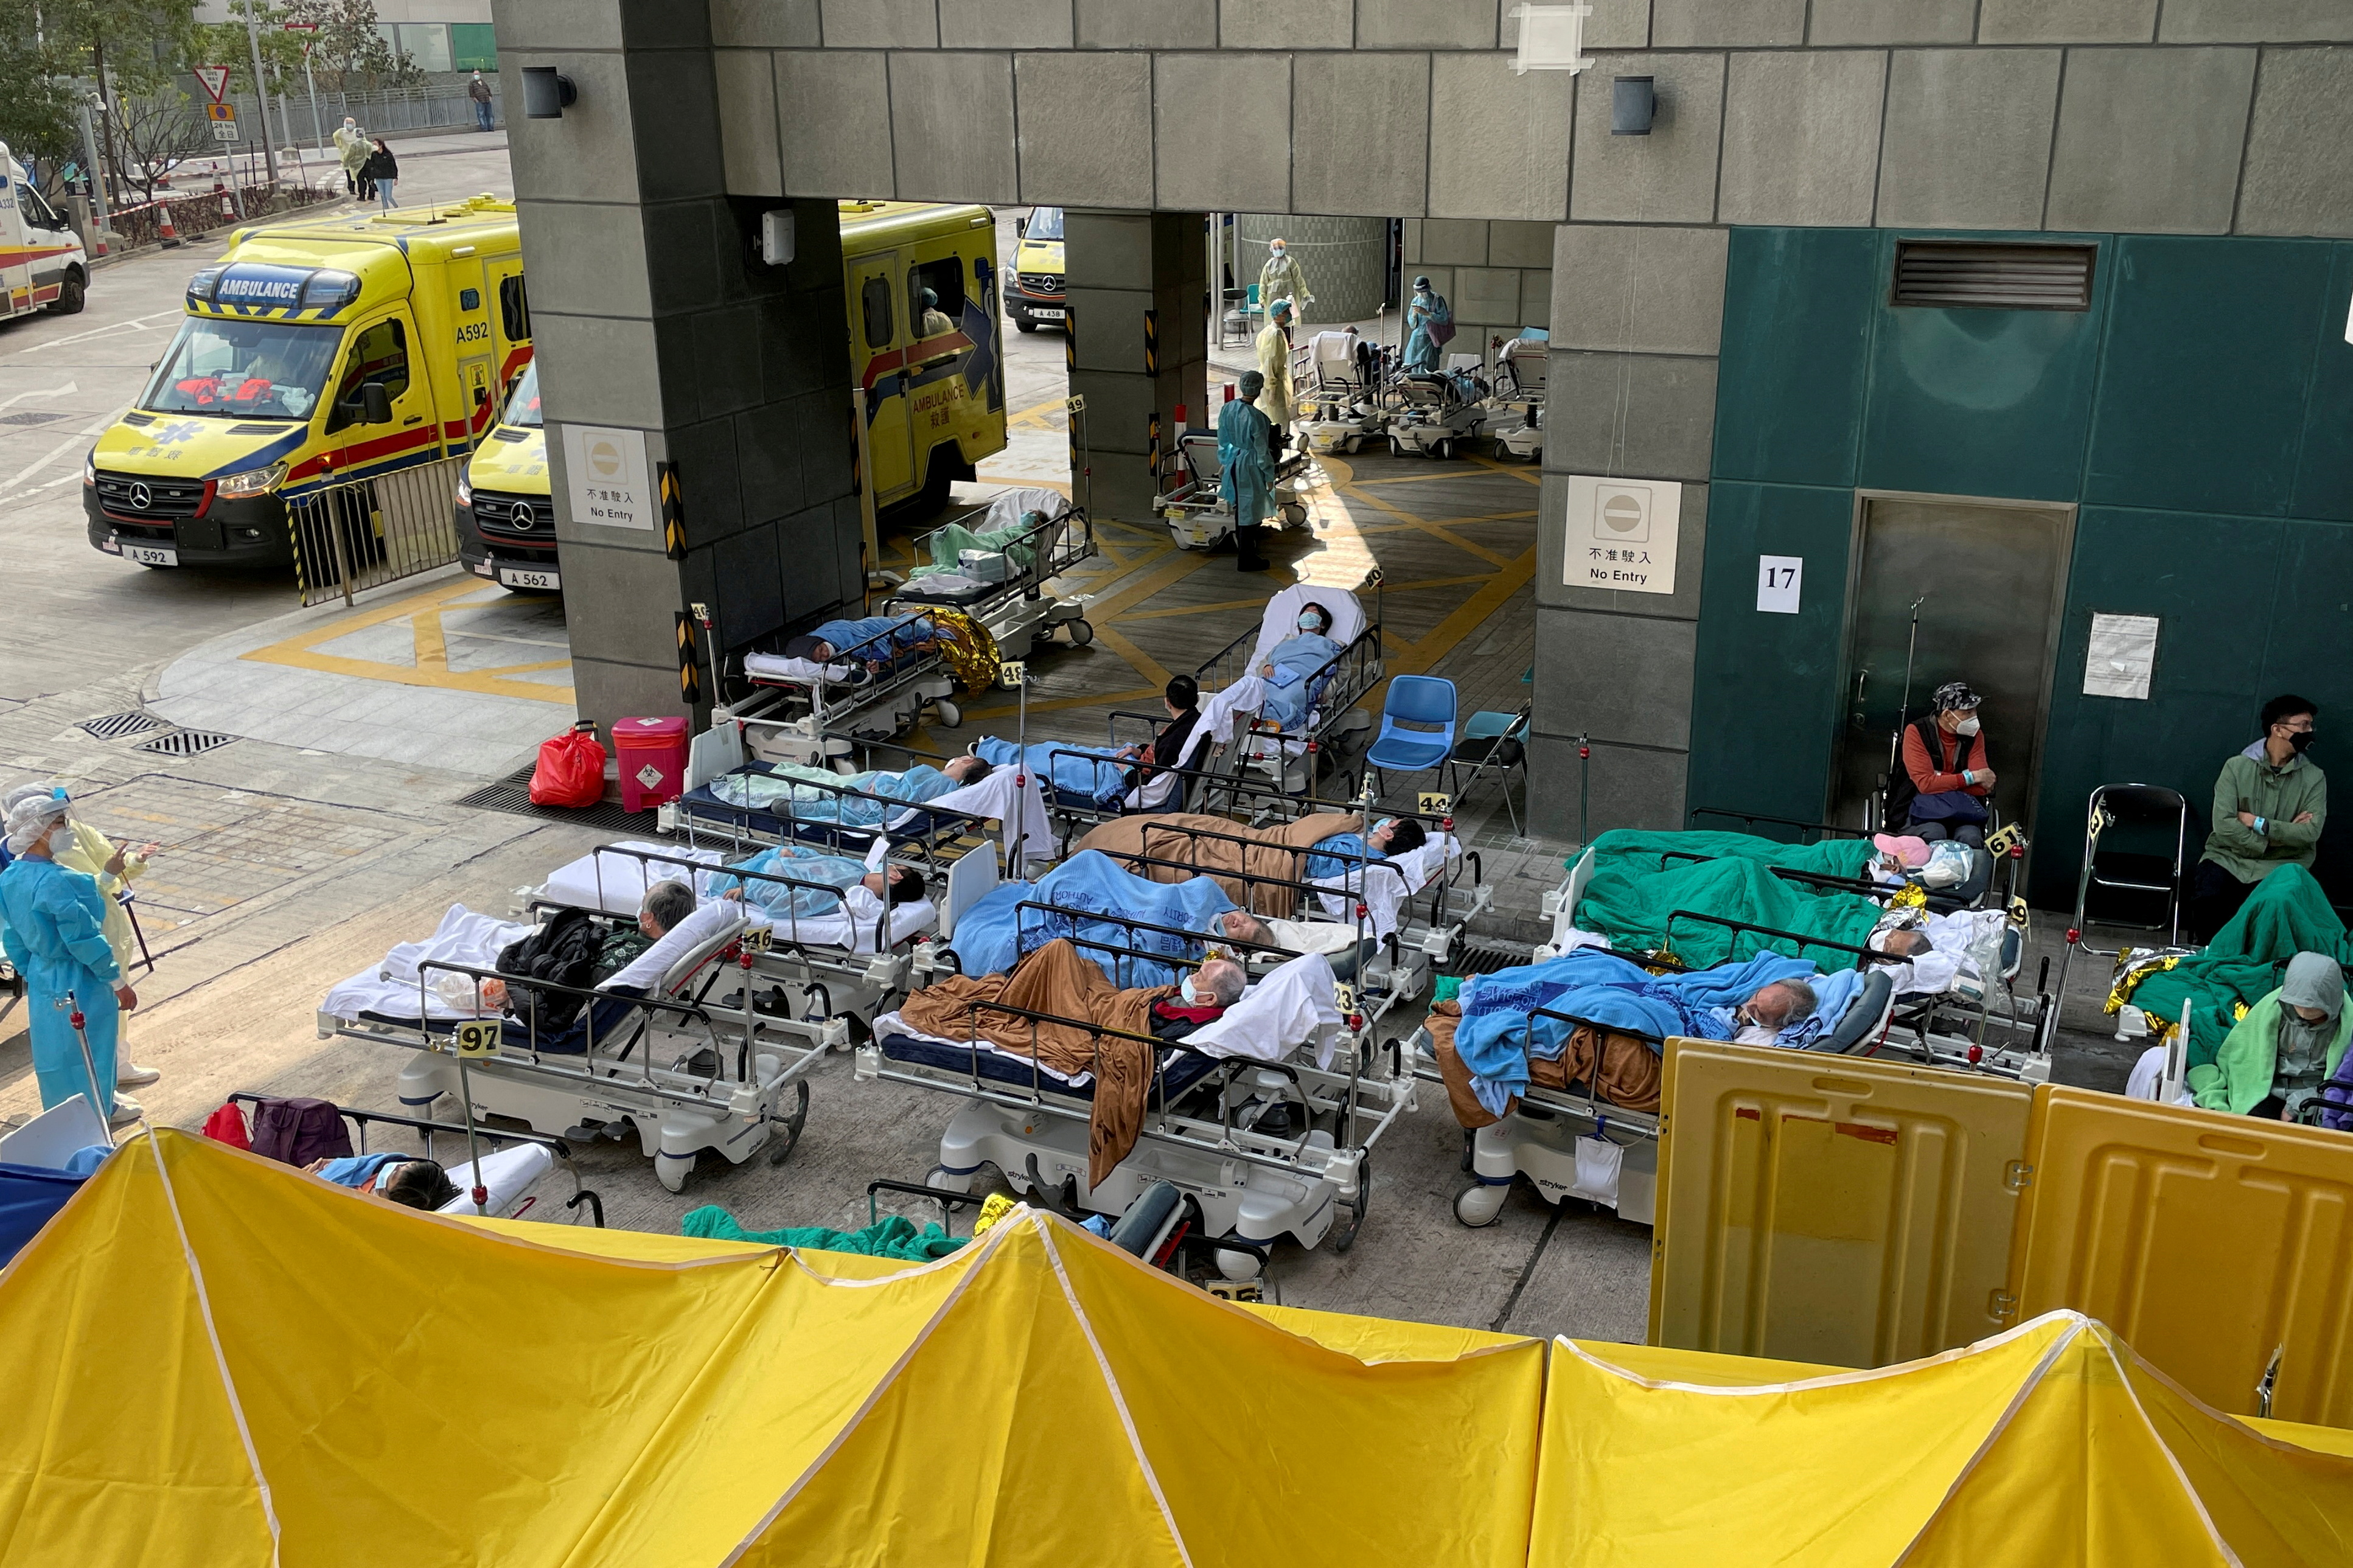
[529, 721, 607, 808]
[203, 1101, 251, 1151]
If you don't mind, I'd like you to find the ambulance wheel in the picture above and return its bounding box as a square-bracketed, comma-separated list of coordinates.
[1280, 501, 1308, 528]
[1331, 1157, 1372, 1253]
[47, 271, 86, 315]
[1016, 319, 1037, 332]
[655, 1151, 695, 1194]
[1455, 1180, 1508, 1228]
[1066, 618, 1093, 646]
[932, 699, 961, 729]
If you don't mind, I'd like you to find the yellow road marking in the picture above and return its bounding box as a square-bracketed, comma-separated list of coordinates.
[240, 576, 576, 703]
[1088, 622, 1170, 686]
[1466, 453, 1544, 486]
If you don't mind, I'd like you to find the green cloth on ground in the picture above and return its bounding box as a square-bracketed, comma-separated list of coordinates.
[2125, 865, 2353, 1071]
[680, 1207, 968, 1261]
[1575, 837, 1884, 971]
[907, 520, 1039, 579]
[1586, 829, 1880, 882]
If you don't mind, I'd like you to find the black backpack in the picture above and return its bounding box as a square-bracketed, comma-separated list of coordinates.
[497, 907, 604, 1034]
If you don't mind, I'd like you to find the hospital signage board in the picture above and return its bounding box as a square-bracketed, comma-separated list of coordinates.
[1562, 475, 1679, 595]
[561, 424, 655, 531]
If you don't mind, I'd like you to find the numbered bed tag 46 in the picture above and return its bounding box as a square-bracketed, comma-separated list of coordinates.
[738, 925, 773, 954]
[451, 1019, 501, 1058]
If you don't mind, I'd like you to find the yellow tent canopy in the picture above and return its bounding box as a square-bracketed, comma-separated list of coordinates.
[2, 1130, 2349, 1566]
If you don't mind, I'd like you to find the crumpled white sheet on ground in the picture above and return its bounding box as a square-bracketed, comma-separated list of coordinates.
[904, 764, 1054, 872]
[1183, 951, 1341, 1069]
[2126, 1044, 2197, 1105]
[321, 904, 532, 1022]
[1312, 833, 1460, 940]
[744, 652, 864, 684]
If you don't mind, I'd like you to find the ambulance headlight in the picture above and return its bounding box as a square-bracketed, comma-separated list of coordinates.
[216, 461, 288, 498]
[455, 474, 473, 506]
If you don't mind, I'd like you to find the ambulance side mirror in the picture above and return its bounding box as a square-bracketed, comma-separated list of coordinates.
[1016, 217, 1027, 237]
[360, 383, 394, 425]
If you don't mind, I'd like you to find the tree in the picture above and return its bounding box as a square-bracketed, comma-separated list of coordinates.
[282, 0, 417, 92]
[24, 1, 203, 205]
[0, 26, 80, 184]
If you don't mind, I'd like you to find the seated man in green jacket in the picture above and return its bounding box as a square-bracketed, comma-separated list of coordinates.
[2188, 950, 2351, 1120]
[2191, 694, 2326, 943]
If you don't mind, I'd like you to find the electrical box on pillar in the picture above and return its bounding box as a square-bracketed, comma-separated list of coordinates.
[759, 209, 795, 268]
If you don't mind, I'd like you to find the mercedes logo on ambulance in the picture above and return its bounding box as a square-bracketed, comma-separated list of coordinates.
[127, 481, 153, 510]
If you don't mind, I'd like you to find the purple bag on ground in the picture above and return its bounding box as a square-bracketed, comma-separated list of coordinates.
[247, 1098, 353, 1166]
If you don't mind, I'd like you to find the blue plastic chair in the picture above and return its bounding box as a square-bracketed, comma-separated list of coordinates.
[1364, 675, 1458, 798]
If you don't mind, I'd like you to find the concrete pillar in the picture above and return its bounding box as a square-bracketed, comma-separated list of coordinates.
[1065, 209, 1207, 524]
[497, 0, 860, 733]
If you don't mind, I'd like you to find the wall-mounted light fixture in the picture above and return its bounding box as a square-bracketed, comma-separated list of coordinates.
[1508, 4, 1594, 74]
[1612, 75, 1656, 136]
[521, 66, 577, 120]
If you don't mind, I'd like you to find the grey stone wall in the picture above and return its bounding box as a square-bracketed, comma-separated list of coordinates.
[1066, 209, 1209, 521]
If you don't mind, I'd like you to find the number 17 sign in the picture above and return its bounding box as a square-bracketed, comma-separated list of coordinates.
[1755, 554, 1803, 615]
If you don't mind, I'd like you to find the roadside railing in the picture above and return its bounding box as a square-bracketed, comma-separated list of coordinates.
[288, 453, 467, 607]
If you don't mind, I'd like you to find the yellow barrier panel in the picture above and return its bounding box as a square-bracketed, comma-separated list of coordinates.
[1650, 1038, 2035, 1369]
[2007, 1085, 2353, 1425]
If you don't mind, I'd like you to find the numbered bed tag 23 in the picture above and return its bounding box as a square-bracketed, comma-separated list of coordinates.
[1333, 981, 1356, 1014]
[451, 1019, 501, 1058]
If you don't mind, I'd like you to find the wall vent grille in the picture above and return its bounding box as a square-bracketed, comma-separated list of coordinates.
[1892, 241, 2096, 312]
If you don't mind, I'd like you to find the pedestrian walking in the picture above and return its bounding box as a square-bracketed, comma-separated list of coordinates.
[362, 139, 399, 211]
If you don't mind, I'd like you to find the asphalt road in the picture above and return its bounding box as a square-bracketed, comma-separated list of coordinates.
[0, 136, 518, 705]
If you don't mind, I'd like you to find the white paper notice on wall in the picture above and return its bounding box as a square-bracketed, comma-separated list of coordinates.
[1563, 475, 1679, 595]
[561, 423, 655, 531]
[1755, 555, 1803, 614]
[2084, 613, 2160, 700]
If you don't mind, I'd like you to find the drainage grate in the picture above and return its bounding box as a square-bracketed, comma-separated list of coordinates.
[0, 411, 63, 427]
[455, 764, 660, 834]
[134, 728, 239, 758]
[1448, 940, 1538, 978]
[80, 711, 172, 741]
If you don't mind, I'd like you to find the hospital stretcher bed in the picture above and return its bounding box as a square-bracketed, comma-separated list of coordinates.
[731, 612, 960, 761]
[1193, 581, 1384, 796]
[885, 487, 1098, 654]
[1016, 720, 1219, 830]
[224, 1091, 605, 1227]
[856, 910, 1418, 1278]
[1154, 427, 1319, 551]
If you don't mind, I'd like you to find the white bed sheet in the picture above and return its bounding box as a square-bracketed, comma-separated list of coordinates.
[744, 652, 863, 683]
[438, 1142, 555, 1218]
[542, 841, 722, 915]
[1312, 833, 1460, 939]
[321, 904, 533, 1023]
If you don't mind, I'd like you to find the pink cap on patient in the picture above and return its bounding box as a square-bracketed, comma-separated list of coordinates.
[1872, 833, 1931, 867]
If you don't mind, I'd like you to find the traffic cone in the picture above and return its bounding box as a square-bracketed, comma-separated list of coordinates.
[158, 201, 180, 248]
[217, 183, 234, 220]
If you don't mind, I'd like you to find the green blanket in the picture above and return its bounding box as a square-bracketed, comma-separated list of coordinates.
[2123, 865, 2352, 1070]
[908, 520, 1039, 579]
[681, 1207, 969, 1261]
[1575, 832, 1886, 970]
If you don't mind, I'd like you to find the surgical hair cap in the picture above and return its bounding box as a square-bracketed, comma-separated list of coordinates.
[4, 790, 71, 855]
[1414, 275, 1432, 291]
[923, 287, 938, 307]
[1931, 680, 1981, 713]
[2, 782, 58, 815]
[1239, 370, 1266, 399]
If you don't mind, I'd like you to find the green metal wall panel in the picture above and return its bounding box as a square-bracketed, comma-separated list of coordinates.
[2085, 237, 2337, 517]
[1710, 229, 1877, 488]
[1856, 232, 2110, 503]
[1684, 482, 1855, 831]
[2293, 246, 2353, 524]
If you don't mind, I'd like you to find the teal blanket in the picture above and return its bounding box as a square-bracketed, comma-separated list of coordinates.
[681, 1207, 968, 1261]
[1574, 831, 1884, 970]
[2124, 865, 2353, 1070]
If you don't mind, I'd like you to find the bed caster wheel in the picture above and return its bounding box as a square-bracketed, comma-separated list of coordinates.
[1280, 502, 1308, 528]
[1454, 1180, 1507, 1228]
[1215, 1247, 1263, 1281]
[765, 1079, 811, 1167]
[1331, 1157, 1372, 1253]
[1434, 438, 1454, 462]
[1388, 436, 1406, 458]
[926, 1163, 974, 1195]
[1066, 619, 1094, 646]
[655, 1151, 695, 1194]
[932, 699, 961, 729]
[1344, 437, 1363, 455]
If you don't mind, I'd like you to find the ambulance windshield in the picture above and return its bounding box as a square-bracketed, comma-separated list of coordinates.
[503, 361, 542, 428]
[141, 318, 340, 420]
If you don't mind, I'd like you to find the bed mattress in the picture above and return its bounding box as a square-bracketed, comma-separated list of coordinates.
[874, 1025, 1222, 1103]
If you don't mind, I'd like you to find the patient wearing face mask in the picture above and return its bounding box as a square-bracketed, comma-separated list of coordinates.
[1151, 958, 1245, 1040]
[1893, 680, 1994, 850]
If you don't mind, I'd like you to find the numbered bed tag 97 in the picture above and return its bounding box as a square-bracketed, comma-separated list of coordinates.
[452, 1019, 500, 1058]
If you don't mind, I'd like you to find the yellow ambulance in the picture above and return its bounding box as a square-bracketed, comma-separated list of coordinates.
[84, 196, 526, 569]
[456, 200, 1005, 593]
[1003, 204, 1065, 333]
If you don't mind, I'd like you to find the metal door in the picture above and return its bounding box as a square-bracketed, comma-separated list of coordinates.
[848, 248, 916, 504]
[1833, 495, 2072, 836]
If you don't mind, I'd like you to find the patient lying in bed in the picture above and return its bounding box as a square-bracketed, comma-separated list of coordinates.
[707, 754, 988, 824]
[896, 938, 1243, 1186]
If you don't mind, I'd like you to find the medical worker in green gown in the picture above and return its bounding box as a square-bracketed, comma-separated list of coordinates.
[1219, 369, 1278, 573]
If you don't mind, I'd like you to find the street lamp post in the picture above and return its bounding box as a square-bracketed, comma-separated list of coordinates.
[239, 1, 279, 187]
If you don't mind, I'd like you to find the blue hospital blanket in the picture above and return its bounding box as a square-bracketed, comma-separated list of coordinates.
[974, 737, 1130, 809]
[709, 846, 868, 920]
[945, 851, 1235, 988]
[1455, 949, 1818, 1105]
[710, 764, 958, 826]
[815, 613, 933, 660]
[1258, 632, 1343, 730]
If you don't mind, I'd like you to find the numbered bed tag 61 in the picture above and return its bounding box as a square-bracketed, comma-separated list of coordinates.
[451, 1019, 501, 1058]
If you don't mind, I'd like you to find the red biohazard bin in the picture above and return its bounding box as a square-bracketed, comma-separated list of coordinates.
[614, 715, 689, 812]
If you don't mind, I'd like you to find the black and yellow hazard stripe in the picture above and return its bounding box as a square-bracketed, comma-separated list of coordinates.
[659, 460, 686, 560]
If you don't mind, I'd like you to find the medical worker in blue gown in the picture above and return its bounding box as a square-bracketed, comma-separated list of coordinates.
[0, 790, 140, 1124]
[1219, 369, 1278, 573]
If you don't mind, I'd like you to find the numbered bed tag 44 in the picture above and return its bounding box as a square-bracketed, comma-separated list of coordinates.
[1417, 792, 1451, 816]
[451, 1019, 501, 1059]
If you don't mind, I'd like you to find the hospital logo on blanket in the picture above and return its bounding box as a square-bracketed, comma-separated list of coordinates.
[636, 764, 664, 789]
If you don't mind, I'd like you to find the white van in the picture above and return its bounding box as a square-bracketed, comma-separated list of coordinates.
[0, 142, 89, 319]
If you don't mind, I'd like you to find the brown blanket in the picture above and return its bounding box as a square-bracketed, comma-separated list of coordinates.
[1426, 1002, 1662, 1127]
[1071, 811, 1362, 919]
[897, 938, 1177, 1188]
